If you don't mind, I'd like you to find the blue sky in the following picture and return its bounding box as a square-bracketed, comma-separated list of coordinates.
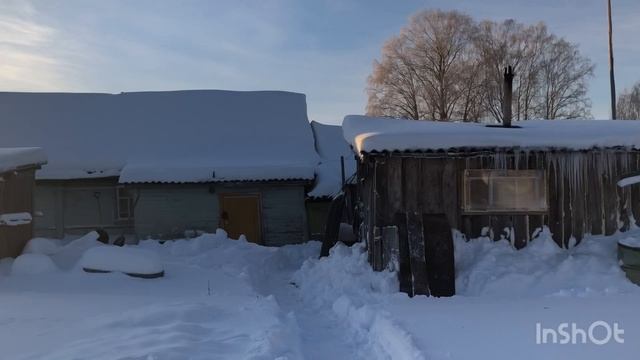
[0, 0, 638, 124]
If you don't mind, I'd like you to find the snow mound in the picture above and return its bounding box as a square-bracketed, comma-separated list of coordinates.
[619, 236, 640, 248]
[295, 244, 424, 359]
[79, 246, 163, 276]
[0, 212, 32, 226]
[455, 228, 637, 297]
[51, 231, 103, 270]
[22, 238, 62, 255]
[11, 253, 58, 275]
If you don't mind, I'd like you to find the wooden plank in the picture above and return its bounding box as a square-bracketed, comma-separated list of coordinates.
[320, 194, 344, 257]
[441, 159, 459, 230]
[394, 213, 413, 294]
[618, 153, 632, 233]
[570, 156, 585, 246]
[561, 167, 573, 248]
[528, 214, 544, 240]
[381, 226, 399, 271]
[588, 152, 604, 235]
[603, 153, 619, 236]
[547, 157, 564, 247]
[490, 215, 511, 242]
[406, 211, 429, 296]
[365, 158, 377, 265]
[386, 158, 403, 224]
[512, 215, 528, 249]
[403, 158, 420, 213]
[423, 214, 455, 297]
[420, 158, 444, 214]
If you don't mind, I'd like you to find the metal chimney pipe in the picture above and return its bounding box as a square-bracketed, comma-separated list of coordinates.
[503, 66, 514, 127]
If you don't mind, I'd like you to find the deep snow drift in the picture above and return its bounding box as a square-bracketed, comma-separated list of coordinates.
[1, 228, 639, 359]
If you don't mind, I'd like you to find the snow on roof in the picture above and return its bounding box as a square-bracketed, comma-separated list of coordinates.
[0, 147, 47, 173]
[308, 121, 356, 198]
[343, 115, 640, 154]
[0, 90, 319, 183]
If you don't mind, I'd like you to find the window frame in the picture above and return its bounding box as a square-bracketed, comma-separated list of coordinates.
[461, 169, 548, 215]
[115, 186, 135, 221]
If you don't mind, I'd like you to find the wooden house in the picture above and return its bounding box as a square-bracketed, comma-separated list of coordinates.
[0, 90, 319, 245]
[343, 115, 640, 296]
[0, 148, 47, 258]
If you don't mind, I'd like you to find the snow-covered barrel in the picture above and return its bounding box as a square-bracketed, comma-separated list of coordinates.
[618, 237, 640, 285]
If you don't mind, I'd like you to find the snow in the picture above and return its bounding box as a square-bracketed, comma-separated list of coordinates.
[2, 227, 640, 359]
[22, 237, 62, 255]
[0, 147, 46, 173]
[0, 212, 32, 226]
[308, 121, 357, 198]
[343, 115, 640, 154]
[11, 253, 58, 275]
[619, 237, 640, 248]
[295, 229, 640, 359]
[0, 90, 319, 183]
[79, 245, 163, 275]
[618, 175, 640, 187]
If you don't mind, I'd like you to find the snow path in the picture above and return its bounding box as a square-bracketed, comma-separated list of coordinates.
[251, 247, 374, 360]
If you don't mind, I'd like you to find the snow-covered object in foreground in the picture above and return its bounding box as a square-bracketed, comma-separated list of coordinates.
[22, 237, 62, 255]
[0, 147, 46, 173]
[618, 174, 640, 187]
[308, 121, 357, 198]
[0, 90, 319, 183]
[0, 212, 32, 226]
[11, 253, 58, 275]
[80, 246, 164, 278]
[619, 237, 640, 248]
[343, 115, 640, 154]
[50, 231, 103, 270]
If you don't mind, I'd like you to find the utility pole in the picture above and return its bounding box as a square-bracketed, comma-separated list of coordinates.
[608, 0, 617, 119]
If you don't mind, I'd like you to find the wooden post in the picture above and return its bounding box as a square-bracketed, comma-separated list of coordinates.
[608, 0, 617, 119]
[407, 211, 429, 296]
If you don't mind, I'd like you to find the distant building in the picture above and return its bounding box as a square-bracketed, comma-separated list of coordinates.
[0, 148, 47, 258]
[306, 121, 356, 239]
[343, 115, 640, 296]
[0, 90, 319, 245]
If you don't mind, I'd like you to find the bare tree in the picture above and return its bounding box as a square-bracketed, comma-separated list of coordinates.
[367, 10, 475, 121]
[617, 82, 640, 120]
[537, 37, 594, 119]
[367, 10, 595, 122]
[367, 37, 423, 120]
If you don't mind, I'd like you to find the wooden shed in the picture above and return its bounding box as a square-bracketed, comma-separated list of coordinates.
[343, 115, 640, 297]
[0, 148, 47, 258]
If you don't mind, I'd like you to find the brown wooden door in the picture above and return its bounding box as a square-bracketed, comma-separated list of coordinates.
[219, 194, 262, 244]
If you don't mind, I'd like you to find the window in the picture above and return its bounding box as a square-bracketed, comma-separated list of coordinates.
[462, 169, 547, 213]
[116, 187, 135, 220]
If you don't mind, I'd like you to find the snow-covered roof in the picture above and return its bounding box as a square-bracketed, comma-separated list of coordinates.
[308, 121, 356, 198]
[0, 147, 47, 173]
[0, 90, 319, 183]
[343, 115, 640, 154]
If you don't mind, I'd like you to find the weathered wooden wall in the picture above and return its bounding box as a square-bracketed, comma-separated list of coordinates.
[35, 180, 309, 246]
[356, 150, 640, 293]
[0, 168, 36, 258]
